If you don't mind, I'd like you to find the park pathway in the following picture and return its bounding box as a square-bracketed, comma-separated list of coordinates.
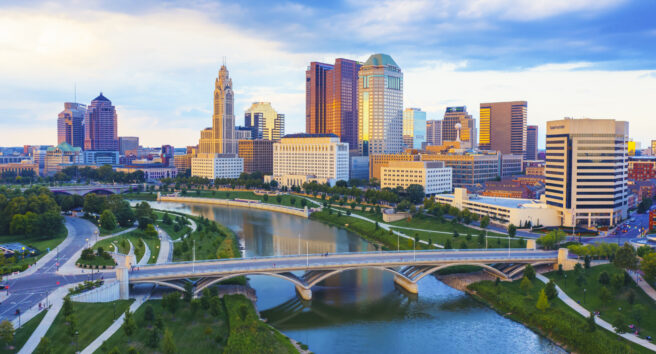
[627, 270, 656, 302]
[156, 228, 173, 264]
[138, 239, 150, 265]
[536, 273, 656, 351]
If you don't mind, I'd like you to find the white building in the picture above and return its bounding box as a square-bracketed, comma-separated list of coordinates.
[44, 142, 83, 176]
[545, 118, 629, 227]
[268, 133, 349, 187]
[381, 161, 452, 195]
[191, 153, 243, 180]
[115, 166, 177, 182]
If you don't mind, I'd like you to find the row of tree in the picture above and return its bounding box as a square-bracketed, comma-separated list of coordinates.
[57, 165, 145, 184]
[0, 186, 64, 238]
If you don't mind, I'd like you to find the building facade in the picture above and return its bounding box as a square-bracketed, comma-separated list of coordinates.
[369, 153, 419, 182]
[442, 106, 476, 149]
[244, 102, 285, 141]
[238, 139, 273, 174]
[326, 58, 361, 151]
[0, 162, 39, 177]
[628, 158, 656, 181]
[426, 120, 442, 147]
[57, 102, 86, 149]
[191, 153, 243, 180]
[306, 62, 334, 135]
[381, 161, 452, 195]
[358, 54, 403, 156]
[500, 154, 523, 177]
[119, 137, 139, 156]
[44, 142, 83, 176]
[421, 151, 499, 189]
[270, 133, 349, 187]
[526, 125, 538, 160]
[84, 93, 119, 151]
[545, 118, 629, 227]
[199, 65, 236, 154]
[402, 108, 427, 149]
[479, 101, 527, 155]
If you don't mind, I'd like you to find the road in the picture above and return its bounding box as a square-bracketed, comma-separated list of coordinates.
[129, 249, 559, 282]
[0, 217, 114, 322]
[574, 211, 650, 245]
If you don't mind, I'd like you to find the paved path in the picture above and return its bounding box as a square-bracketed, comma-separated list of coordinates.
[157, 229, 173, 264]
[627, 270, 656, 302]
[80, 293, 150, 354]
[536, 273, 656, 351]
[345, 212, 444, 249]
[97, 226, 137, 242]
[138, 239, 150, 265]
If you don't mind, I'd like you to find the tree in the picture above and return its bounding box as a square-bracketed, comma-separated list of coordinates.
[627, 290, 635, 305]
[584, 255, 591, 269]
[641, 252, 656, 279]
[478, 232, 485, 246]
[147, 329, 160, 349]
[406, 184, 425, 204]
[262, 194, 269, 202]
[144, 305, 155, 322]
[599, 286, 612, 306]
[123, 310, 136, 337]
[575, 274, 586, 288]
[0, 320, 14, 348]
[614, 243, 638, 270]
[523, 264, 536, 280]
[507, 224, 517, 238]
[163, 292, 180, 314]
[480, 215, 490, 229]
[544, 280, 558, 300]
[144, 224, 158, 238]
[114, 202, 135, 228]
[632, 304, 646, 325]
[637, 245, 652, 258]
[444, 239, 452, 249]
[276, 195, 282, 204]
[520, 276, 532, 294]
[537, 231, 565, 250]
[535, 289, 550, 311]
[598, 271, 610, 285]
[586, 313, 596, 332]
[162, 213, 172, 225]
[62, 295, 74, 317]
[83, 193, 105, 214]
[612, 316, 628, 334]
[162, 328, 176, 354]
[100, 210, 117, 231]
[184, 282, 193, 302]
[35, 337, 52, 354]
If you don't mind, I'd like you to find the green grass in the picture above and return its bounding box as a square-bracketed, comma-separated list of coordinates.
[90, 229, 160, 264]
[0, 310, 47, 354]
[0, 228, 68, 273]
[173, 217, 240, 262]
[99, 226, 129, 237]
[179, 190, 309, 210]
[153, 211, 191, 240]
[36, 300, 133, 353]
[395, 228, 526, 249]
[389, 213, 507, 236]
[546, 263, 656, 339]
[123, 192, 157, 201]
[469, 278, 651, 354]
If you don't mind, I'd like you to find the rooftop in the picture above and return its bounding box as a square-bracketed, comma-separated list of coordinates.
[282, 133, 339, 139]
[437, 193, 542, 209]
[364, 53, 399, 68]
[92, 92, 110, 102]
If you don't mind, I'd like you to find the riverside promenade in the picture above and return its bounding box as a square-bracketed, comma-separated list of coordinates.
[158, 195, 309, 218]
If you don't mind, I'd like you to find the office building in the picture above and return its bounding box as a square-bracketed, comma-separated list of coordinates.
[57, 102, 86, 149]
[500, 154, 523, 177]
[161, 145, 174, 167]
[306, 62, 334, 135]
[238, 139, 273, 174]
[426, 120, 442, 146]
[44, 142, 83, 176]
[83, 150, 119, 165]
[173, 146, 197, 175]
[350, 156, 369, 181]
[442, 106, 476, 149]
[402, 108, 426, 149]
[191, 153, 243, 180]
[628, 140, 641, 156]
[119, 137, 139, 156]
[526, 125, 538, 160]
[116, 165, 177, 182]
[369, 153, 419, 182]
[358, 54, 403, 156]
[628, 157, 656, 181]
[545, 118, 629, 227]
[84, 93, 119, 151]
[381, 161, 452, 195]
[421, 151, 499, 189]
[479, 101, 527, 155]
[198, 65, 236, 154]
[268, 133, 349, 188]
[0, 161, 39, 177]
[235, 126, 252, 141]
[244, 102, 285, 141]
[652, 140, 656, 156]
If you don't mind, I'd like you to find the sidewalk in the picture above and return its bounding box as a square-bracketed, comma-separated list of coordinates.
[627, 270, 656, 302]
[17, 283, 77, 354]
[156, 229, 173, 264]
[341, 211, 445, 249]
[80, 293, 150, 354]
[138, 239, 150, 265]
[536, 273, 656, 351]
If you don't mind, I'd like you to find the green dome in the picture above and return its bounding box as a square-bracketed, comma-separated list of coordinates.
[364, 53, 399, 68]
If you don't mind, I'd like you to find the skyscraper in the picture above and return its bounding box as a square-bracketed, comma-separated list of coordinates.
[358, 54, 403, 156]
[326, 58, 361, 150]
[442, 106, 476, 149]
[426, 120, 443, 146]
[57, 102, 86, 149]
[244, 102, 285, 141]
[119, 137, 139, 155]
[526, 125, 538, 160]
[545, 118, 628, 227]
[402, 108, 426, 149]
[479, 101, 527, 155]
[84, 93, 118, 151]
[199, 65, 236, 154]
[306, 62, 334, 134]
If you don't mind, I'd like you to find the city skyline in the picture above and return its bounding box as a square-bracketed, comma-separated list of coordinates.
[1, 1, 656, 150]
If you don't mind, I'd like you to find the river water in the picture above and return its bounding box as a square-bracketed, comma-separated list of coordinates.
[148, 201, 564, 354]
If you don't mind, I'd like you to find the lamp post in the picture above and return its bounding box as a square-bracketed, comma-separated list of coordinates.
[584, 288, 587, 304]
[75, 331, 79, 353]
[564, 274, 567, 287]
[306, 242, 309, 267]
[192, 240, 196, 273]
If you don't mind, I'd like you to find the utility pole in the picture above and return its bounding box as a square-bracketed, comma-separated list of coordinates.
[192, 240, 196, 273]
[298, 233, 300, 255]
[413, 239, 416, 261]
[306, 242, 309, 267]
[485, 230, 488, 250]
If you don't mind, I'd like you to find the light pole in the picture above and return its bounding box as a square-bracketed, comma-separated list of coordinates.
[485, 230, 488, 250]
[192, 240, 196, 273]
[298, 233, 301, 255]
[413, 238, 416, 262]
[306, 242, 309, 267]
[397, 231, 399, 252]
[584, 288, 587, 304]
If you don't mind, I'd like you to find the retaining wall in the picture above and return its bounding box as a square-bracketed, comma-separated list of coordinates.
[158, 196, 309, 218]
[70, 280, 120, 303]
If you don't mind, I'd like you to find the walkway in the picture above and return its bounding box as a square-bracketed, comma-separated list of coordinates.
[97, 226, 137, 242]
[536, 273, 656, 351]
[627, 270, 656, 302]
[138, 239, 150, 265]
[345, 212, 444, 249]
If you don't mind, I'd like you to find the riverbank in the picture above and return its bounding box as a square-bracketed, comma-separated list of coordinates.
[467, 278, 651, 354]
[158, 195, 309, 218]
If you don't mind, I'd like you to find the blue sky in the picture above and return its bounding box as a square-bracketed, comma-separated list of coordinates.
[1, 0, 655, 149]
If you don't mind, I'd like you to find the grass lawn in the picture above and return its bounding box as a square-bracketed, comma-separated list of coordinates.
[91, 229, 160, 264]
[153, 211, 191, 240]
[99, 226, 129, 237]
[546, 263, 656, 339]
[173, 216, 240, 262]
[389, 213, 507, 236]
[181, 190, 310, 210]
[36, 300, 133, 353]
[397, 228, 526, 249]
[123, 192, 157, 201]
[469, 278, 651, 354]
[0, 310, 47, 354]
[0, 229, 68, 273]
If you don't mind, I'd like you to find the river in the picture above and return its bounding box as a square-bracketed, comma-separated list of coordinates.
[147, 200, 564, 354]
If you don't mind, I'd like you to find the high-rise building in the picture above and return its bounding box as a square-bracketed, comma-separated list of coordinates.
[306, 62, 334, 134]
[84, 93, 118, 151]
[526, 125, 538, 160]
[57, 102, 86, 149]
[234, 126, 252, 141]
[244, 102, 285, 141]
[161, 145, 174, 167]
[479, 101, 527, 155]
[421, 151, 500, 189]
[267, 133, 349, 187]
[545, 118, 629, 227]
[442, 107, 476, 149]
[191, 153, 243, 180]
[402, 108, 427, 149]
[628, 140, 640, 156]
[119, 137, 139, 155]
[651, 140, 656, 155]
[199, 65, 236, 154]
[358, 54, 403, 156]
[426, 120, 443, 147]
[238, 139, 273, 174]
[326, 58, 361, 150]
[44, 142, 83, 176]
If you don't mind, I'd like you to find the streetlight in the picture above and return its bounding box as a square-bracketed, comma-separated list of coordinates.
[564, 274, 567, 287]
[75, 331, 79, 352]
[584, 288, 587, 304]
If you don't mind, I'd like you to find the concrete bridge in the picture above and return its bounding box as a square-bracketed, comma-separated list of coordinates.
[48, 184, 140, 196]
[118, 248, 572, 300]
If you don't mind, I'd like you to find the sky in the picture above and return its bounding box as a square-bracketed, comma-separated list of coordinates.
[1, 0, 655, 149]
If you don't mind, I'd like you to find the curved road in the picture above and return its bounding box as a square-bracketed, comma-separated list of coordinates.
[0, 217, 115, 322]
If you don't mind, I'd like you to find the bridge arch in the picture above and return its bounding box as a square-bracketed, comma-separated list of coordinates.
[411, 263, 511, 283]
[131, 279, 187, 292]
[305, 267, 408, 288]
[194, 272, 307, 295]
[86, 189, 115, 196]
